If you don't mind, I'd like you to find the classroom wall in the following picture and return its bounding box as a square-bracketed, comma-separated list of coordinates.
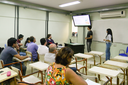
[72, 9, 128, 58]
[0, 3, 72, 47]
[49, 13, 72, 45]
[19, 7, 46, 45]
[0, 4, 15, 47]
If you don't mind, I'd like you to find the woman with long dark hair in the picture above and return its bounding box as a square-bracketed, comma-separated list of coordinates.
[103, 28, 113, 61]
[24, 37, 30, 47]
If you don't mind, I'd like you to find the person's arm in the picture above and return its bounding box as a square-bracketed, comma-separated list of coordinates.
[103, 35, 111, 42]
[14, 54, 29, 60]
[85, 35, 92, 39]
[66, 68, 88, 85]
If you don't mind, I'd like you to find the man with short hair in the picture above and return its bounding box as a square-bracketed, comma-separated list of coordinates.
[44, 44, 56, 63]
[85, 26, 93, 52]
[27, 36, 38, 61]
[17, 34, 24, 47]
[37, 38, 49, 55]
[0, 37, 28, 76]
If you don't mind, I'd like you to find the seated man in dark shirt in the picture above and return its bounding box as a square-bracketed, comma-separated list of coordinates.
[0, 38, 28, 76]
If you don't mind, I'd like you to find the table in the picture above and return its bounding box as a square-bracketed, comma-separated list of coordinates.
[88, 51, 104, 65]
[0, 68, 18, 85]
[88, 66, 120, 85]
[29, 61, 49, 83]
[65, 43, 84, 54]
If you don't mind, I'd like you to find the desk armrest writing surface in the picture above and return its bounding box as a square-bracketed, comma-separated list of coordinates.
[88, 66, 120, 78]
[29, 61, 49, 71]
[13, 57, 31, 62]
[74, 53, 93, 59]
[114, 56, 128, 61]
[89, 51, 104, 56]
[104, 60, 128, 69]
[0, 68, 18, 82]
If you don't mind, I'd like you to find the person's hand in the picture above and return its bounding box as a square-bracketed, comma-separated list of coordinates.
[103, 39, 106, 41]
[85, 37, 87, 39]
[19, 43, 23, 46]
[16, 44, 19, 50]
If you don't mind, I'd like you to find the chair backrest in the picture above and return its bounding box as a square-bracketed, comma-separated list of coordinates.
[0, 59, 4, 68]
[44, 60, 51, 64]
[126, 46, 128, 53]
[10, 66, 23, 81]
[26, 51, 33, 62]
[38, 54, 45, 62]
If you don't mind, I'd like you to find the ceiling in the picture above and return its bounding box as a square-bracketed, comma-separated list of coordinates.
[20, 0, 128, 11]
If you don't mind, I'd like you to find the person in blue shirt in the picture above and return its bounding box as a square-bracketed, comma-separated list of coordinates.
[27, 36, 38, 61]
[0, 38, 29, 76]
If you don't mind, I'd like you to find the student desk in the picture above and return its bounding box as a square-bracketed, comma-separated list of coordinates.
[64, 43, 84, 54]
[13, 57, 31, 74]
[88, 66, 120, 85]
[29, 61, 49, 83]
[114, 56, 128, 61]
[87, 51, 104, 66]
[70, 53, 93, 74]
[0, 68, 18, 85]
[104, 60, 128, 85]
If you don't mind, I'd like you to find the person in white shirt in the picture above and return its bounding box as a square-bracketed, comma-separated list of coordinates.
[38, 38, 49, 55]
[44, 44, 57, 63]
[103, 28, 113, 61]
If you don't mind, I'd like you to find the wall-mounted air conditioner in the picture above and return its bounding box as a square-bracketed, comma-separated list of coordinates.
[100, 10, 125, 18]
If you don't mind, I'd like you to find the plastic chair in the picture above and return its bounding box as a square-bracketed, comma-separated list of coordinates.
[119, 47, 128, 57]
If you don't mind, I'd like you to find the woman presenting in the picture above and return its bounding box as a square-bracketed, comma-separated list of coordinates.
[103, 28, 113, 61]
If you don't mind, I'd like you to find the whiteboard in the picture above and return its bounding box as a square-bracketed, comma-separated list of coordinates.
[92, 18, 128, 44]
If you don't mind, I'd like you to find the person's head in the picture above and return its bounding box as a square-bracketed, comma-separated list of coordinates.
[106, 28, 113, 42]
[87, 26, 92, 30]
[49, 44, 56, 53]
[18, 34, 24, 41]
[40, 38, 47, 45]
[30, 36, 36, 43]
[24, 37, 30, 46]
[47, 34, 52, 39]
[55, 47, 74, 66]
[7, 37, 17, 47]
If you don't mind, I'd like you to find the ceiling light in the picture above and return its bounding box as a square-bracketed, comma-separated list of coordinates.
[59, 1, 80, 7]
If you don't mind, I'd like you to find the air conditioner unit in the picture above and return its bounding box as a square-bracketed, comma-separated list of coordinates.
[100, 10, 125, 18]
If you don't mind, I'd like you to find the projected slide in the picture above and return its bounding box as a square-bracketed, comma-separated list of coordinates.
[73, 15, 91, 26]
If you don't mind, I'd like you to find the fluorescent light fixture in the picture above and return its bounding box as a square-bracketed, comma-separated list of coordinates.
[0, 1, 15, 5]
[59, 1, 80, 7]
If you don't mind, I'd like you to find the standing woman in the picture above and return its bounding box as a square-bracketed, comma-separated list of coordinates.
[103, 28, 113, 61]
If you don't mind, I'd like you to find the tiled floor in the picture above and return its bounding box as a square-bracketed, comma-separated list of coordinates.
[23, 56, 127, 85]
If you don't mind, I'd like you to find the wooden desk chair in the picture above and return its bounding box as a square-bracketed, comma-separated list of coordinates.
[10, 66, 42, 84]
[98, 65, 123, 85]
[69, 57, 87, 75]
[0, 60, 23, 74]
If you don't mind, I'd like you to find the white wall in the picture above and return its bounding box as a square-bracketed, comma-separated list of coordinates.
[49, 13, 72, 45]
[72, 9, 128, 58]
[0, 4, 72, 47]
[19, 7, 46, 45]
[0, 4, 15, 47]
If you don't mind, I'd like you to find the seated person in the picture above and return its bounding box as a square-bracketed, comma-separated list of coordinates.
[0, 38, 28, 76]
[45, 47, 87, 85]
[44, 44, 56, 63]
[46, 34, 55, 46]
[24, 37, 30, 47]
[27, 36, 38, 61]
[17, 34, 24, 47]
[37, 38, 49, 55]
